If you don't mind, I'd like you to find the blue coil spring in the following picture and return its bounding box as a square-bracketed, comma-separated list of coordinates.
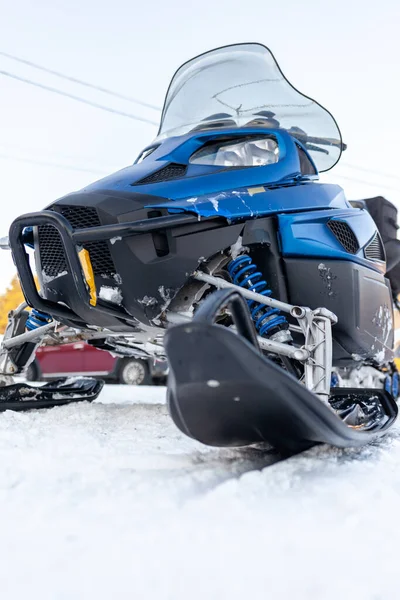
[331, 372, 340, 388]
[26, 309, 53, 331]
[227, 255, 288, 337]
[393, 373, 399, 399]
[385, 373, 399, 398]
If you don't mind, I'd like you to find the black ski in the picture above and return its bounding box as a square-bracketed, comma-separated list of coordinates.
[165, 290, 398, 453]
[0, 378, 104, 412]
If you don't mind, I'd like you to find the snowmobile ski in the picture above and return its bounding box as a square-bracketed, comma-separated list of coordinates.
[165, 290, 398, 453]
[0, 378, 104, 412]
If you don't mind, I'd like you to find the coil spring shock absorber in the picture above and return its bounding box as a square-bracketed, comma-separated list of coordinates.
[21, 229, 53, 331]
[26, 309, 53, 331]
[227, 255, 291, 341]
[385, 372, 399, 399]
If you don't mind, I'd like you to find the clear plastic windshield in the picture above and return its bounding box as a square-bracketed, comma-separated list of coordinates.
[156, 43, 343, 172]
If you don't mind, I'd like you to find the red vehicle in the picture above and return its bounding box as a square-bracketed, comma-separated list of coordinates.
[26, 342, 167, 385]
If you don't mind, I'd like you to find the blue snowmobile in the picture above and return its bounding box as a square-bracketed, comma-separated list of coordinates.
[1, 43, 399, 453]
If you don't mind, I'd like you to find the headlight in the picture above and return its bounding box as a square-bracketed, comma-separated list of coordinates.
[190, 136, 279, 168]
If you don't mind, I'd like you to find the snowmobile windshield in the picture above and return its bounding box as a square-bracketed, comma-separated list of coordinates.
[156, 43, 343, 172]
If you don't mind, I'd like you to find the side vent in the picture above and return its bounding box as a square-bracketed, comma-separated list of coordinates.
[133, 163, 187, 186]
[364, 232, 386, 262]
[327, 220, 359, 254]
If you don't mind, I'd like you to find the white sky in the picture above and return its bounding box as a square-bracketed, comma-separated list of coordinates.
[0, 0, 399, 293]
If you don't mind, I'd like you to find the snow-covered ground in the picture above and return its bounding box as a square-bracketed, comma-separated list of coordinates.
[0, 384, 399, 600]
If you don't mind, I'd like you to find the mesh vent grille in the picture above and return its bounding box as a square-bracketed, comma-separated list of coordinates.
[364, 232, 385, 262]
[39, 206, 116, 279]
[38, 224, 67, 278]
[133, 163, 187, 185]
[327, 220, 359, 254]
[59, 205, 100, 229]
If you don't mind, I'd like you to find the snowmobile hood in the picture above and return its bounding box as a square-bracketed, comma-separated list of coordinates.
[78, 125, 348, 222]
[56, 43, 347, 221]
[83, 126, 317, 198]
[51, 179, 349, 225]
[146, 182, 349, 220]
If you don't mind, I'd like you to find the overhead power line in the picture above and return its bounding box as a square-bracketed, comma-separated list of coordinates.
[341, 162, 400, 182]
[330, 172, 400, 194]
[0, 142, 122, 168]
[3, 55, 399, 187]
[0, 153, 110, 175]
[0, 50, 161, 112]
[0, 69, 159, 126]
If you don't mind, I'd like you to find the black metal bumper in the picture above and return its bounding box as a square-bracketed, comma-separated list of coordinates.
[9, 209, 203, 327]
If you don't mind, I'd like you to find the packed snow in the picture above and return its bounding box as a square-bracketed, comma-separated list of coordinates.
[41, 270, 68, 284]
[110, 236, 122, 245]
[99, 285, 123, 305]
[1, 384, 400, 599]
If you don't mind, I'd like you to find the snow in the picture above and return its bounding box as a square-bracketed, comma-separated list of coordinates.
[318, 263, 336, 297]
[41, 270, 68, 284]
[158, 285, 174, 311]
[99, 285, 123, 305]
[1, 384, 400, 599]
[138, 295, 157, 307]
[230, 235, 249, 259]
[210, 197, 219, 212]
[110, 236, 122, 245]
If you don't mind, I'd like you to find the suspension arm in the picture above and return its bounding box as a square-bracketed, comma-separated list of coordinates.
[193, 271, 305, 317]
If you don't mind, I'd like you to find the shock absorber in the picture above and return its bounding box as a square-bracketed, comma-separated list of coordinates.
[26, 309, 53, 331]
[227, 255, 291, 342]
[385, 372, 399, 399]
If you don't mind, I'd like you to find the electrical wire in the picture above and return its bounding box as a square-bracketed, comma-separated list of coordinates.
[0, 69, 159, 126]
[0, 50, 161, 111]
[328, 172, 400, 194]
[0, 142, 120, 168]
[2, 55, 400, 191]
[0, 153, 110, 175]
[341, 162, 400, 182]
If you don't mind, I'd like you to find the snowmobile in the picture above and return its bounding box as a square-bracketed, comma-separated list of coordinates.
[0, 43, 399, 453]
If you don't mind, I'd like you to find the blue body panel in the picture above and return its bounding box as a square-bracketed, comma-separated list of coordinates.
[84, 128, 317, 200]
[80, 125, 383, 273]
[278, 209, 384, 273]
[149, 182, 349, 220]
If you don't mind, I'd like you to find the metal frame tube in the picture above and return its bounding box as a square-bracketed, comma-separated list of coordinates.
[3, 322, 56, 349]
[193, 271, 298, 314]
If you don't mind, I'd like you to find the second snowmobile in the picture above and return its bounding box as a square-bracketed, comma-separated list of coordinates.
[0, 43, 399, 453]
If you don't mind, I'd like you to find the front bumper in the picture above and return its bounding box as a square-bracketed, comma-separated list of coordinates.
[9, 209, 203, 329]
